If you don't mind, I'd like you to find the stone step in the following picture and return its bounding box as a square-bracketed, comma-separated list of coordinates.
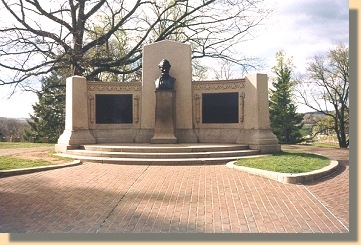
[80, 144, 249, 153]
[56, 154, 265, 165]
[65, 149, 260, 159]
[57, 143, 264, 165]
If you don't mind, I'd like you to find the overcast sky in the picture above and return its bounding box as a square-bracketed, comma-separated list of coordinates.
[242, 0, 349, 74]
[0, 0, 350, 118]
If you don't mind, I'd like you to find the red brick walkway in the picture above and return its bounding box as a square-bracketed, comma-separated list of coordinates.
[0, 145, 349, 233]
[282, 145, 350, 229]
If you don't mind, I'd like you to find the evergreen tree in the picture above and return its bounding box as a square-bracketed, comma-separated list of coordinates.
[24, 71, 66, 143]
[269, 51, 303, 144]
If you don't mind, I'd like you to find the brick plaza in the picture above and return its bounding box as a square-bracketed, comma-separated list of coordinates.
[0, 145, 349, 233]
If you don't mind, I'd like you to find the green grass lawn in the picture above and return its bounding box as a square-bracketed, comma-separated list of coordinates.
[0, 156, 56, 170]
[0, 142, 53, 149]
[0, 143, 71, 171]
[235, 150, 330, 174]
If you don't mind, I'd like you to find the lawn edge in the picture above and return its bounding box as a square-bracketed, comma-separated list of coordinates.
[226, 159, 339, 184]
[0, 160, 82, 178]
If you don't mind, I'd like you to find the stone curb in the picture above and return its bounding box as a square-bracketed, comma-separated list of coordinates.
[226, 159, 339, 184]
[0, 160, 82, 178]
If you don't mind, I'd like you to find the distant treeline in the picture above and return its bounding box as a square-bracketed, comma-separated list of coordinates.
[0, 117, 29, 141]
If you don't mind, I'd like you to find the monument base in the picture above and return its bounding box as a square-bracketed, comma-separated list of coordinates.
[151, 90, 178, 144]
[150, 137, 178, 144]
[55, 129, 96, 152]
[237, 129, 280, 154]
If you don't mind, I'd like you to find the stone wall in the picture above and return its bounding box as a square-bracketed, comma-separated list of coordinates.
[87, 81, 142, 143]
[191, 76, 280, 152]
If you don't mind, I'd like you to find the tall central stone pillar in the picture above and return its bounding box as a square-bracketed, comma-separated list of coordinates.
[137, 40, 198, 143]
[151, 90, 177, 143]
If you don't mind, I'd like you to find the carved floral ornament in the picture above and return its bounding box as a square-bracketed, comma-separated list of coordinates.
[87, 83, 142, 92]
[192, 80, 245, 91]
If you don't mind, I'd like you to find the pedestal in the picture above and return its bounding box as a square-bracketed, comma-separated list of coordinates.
[151, 90, 177, 144]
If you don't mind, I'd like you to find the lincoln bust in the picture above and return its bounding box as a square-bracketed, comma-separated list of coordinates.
[155, 59, 176, 91]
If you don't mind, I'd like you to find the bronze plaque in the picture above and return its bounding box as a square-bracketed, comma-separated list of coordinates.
[202, 92, 238, 123]
[96, 94, 133, 124]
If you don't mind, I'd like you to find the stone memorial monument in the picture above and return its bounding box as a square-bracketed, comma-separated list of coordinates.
[55, 40, 280, 154]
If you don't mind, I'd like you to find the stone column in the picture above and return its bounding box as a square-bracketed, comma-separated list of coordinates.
[137, 40, 197, 143]
[55, 76, 95, 152]
[151, 90, 177, 144]
[240, 73, 280, 153]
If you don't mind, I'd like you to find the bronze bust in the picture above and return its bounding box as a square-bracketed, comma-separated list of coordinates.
[155, 59, 176, 90]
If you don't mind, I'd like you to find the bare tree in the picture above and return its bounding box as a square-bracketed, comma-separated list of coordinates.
[0, 0, 270, 88]
[0, 117, 28, 139]
[296, 44, 349, 148]
[211, 59, 240, 80]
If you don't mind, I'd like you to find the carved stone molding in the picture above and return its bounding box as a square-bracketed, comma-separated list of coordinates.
[134, 95, 140, 124]
[87, 82, 142, 92]
[192, 80, 245, 91]
[88, 94, 95, 124]
[239, 92, 245, 123]
[193, 94, 201, 124]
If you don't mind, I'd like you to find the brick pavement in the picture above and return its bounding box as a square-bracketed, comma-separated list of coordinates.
[0, 145, 349, 233]
[282, 145, 349, 228]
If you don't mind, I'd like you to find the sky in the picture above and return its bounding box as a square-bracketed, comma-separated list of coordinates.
[241, 0, 349, 74]
[0, 0, 349, 118]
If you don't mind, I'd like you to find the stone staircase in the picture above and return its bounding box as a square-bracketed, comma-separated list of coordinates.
[57, 144, 262, 165]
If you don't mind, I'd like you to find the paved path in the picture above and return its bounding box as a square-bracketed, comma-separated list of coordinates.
[281, 145, 350, 230]
[0, 145, 349, 233]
